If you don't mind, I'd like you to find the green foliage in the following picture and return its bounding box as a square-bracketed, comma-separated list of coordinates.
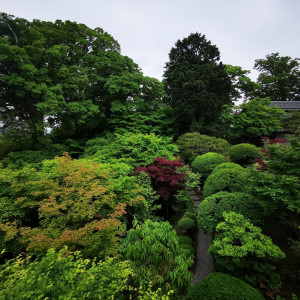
[187, 272, 264, 300]
[0, 248, 134, 299]
[192, 152, 226, 179]
[254, 52, 300, 101]
[197, 191, 265, 234]
[176, 132, 230, 162]
[86, 132, 178, 169]
[163, 33, 232, 135]
[220, 98, 284, 143]
[120, 220, 193, 295]
[245, 168, 300, 215]
[184, 211, 197, 220]
[173, 190, 194, 213]
[212, 162, 243, 173]
[132, 171, 161, 222]
[266, 138, 300, 177]
[178, 217, 196, 233]
[209, 212, 285, 289]
[229, 143, 260, 166]
[225, 64, 261, 102]
[203, 167, 247, 198]
[180, 244, 194, 257]
[177, 165, 201, 189]
[1, 150, 54, 169]
[178, 236, 193, 245]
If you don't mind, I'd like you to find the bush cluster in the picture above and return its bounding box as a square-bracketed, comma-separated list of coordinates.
[176, 132, 230, 162]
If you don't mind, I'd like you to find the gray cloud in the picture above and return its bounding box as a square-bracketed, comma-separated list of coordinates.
[2, 0, 300, 80]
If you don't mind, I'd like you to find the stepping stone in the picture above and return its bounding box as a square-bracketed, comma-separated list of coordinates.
[191, 195, 199, 201]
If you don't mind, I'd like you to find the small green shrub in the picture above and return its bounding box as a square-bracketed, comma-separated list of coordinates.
[174, 190, 194, 212]
[178, 236, 193, 245]
[180, 244, 194, 257]
[197, 191, 265, 233]
[176, 132, 230, 162]
[212, 162, 243, 173]
[184, 211, 197, 220]
[192, 152, 226, 179]
[203, 167, 247, 198]
[187, 272, 264, 300]
[178, 217, 196, 232]
[229, 143, 260, 166]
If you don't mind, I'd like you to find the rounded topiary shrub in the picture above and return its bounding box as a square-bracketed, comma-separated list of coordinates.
[187, 272, 264, 300]
[178, 235, 193, 245]
[192, 152, 226, 179]
[212, 162, 243, 174]
[197, 191, 265, 234]
[176, 132, 230, 162]
[178, 217, 196, 232]
[229, 143, 260, 166]
[180, 244, 194, 257]
[203, 167, 247, 198]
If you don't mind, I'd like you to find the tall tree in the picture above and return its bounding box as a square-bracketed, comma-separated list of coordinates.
[224, 65, 260, 102]
[0, 13, 141, 145]
[254, 53, 300, 101]
[163, 32, 232, 134]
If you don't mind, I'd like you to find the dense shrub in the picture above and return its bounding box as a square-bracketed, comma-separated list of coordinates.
[85, 132, 178, 168]
[209, 212, 285, 289]
[180, 244, 195, 257]
[187, 272, 264, 300]
[178, 235, 193, 245]
[229, 143, 260, 166]
[120, 220, 193, 295]
[173, 190, 194, 212]
[178, 217, 196, 232]
[176, 132, 230, 162]
[197, 191, 265, 233]
[212, 162, 243, 173]
[0, 248, 134, 300]
[203, 167, 247, 198]
[192, 152, 226, 179]
[0, 155, 133, 258]
[184, 211, 197, 220]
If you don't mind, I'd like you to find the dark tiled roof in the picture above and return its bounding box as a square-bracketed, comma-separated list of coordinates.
[270, 101, 300, 110]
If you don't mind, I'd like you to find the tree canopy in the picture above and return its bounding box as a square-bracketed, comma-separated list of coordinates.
[163, 32, 232, 135]
[254, 52, 300, 101]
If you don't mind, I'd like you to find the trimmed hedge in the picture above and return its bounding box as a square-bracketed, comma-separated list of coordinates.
[203, 167, 247, 198]
[197, 191, 265, 233]
[176, 132, 230, 162]
[192, 152, 226, 179]
[187, 272, 264, 300]
[229, 143, 260, 166]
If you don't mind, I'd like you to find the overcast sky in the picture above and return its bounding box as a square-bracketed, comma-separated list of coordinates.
[2, 0, 300, 81]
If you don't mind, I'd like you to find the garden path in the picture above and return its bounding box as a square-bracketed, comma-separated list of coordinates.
[186, 187, 214, 284]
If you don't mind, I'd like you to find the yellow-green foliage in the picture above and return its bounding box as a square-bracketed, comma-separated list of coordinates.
[209, 212, 285, 289]
[0, 248, 134, 299]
